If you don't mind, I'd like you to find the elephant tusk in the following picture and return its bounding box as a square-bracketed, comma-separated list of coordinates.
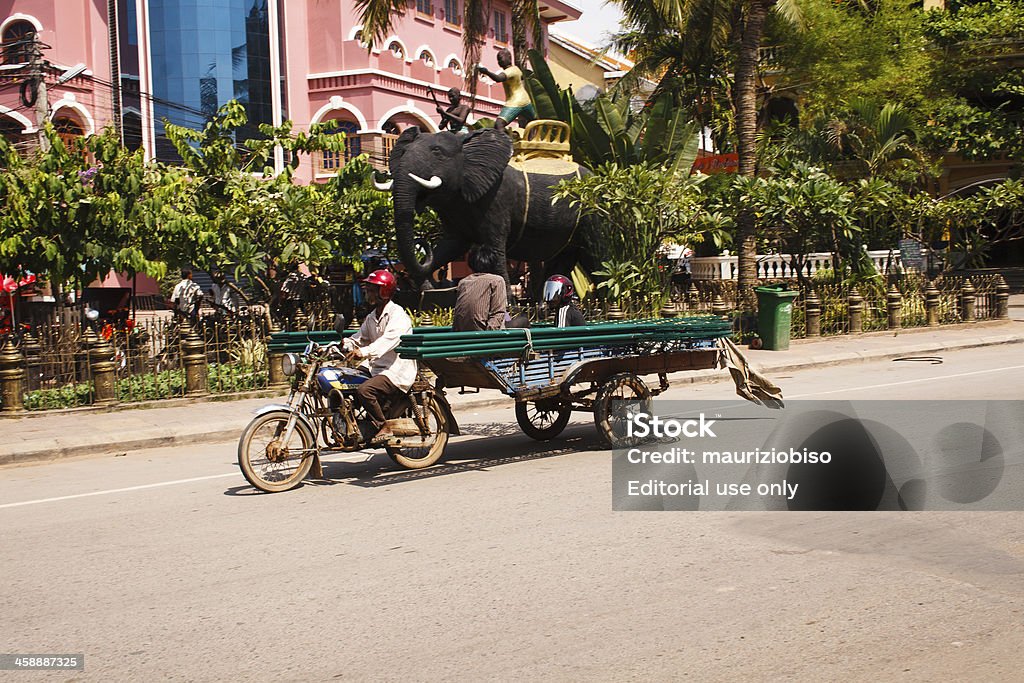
[373, 178, 393, 191]
[408, 173, 443, 189]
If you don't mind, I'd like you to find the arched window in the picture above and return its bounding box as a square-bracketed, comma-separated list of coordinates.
[447, 59, 462, 76]
[3, 20, 35, 65]
[319, 120, 362, 173]
[0, 115, 25, 146]
[419, 50, 434, 67]
[53, 116, 84, 149]
[386, 41, 404, 59]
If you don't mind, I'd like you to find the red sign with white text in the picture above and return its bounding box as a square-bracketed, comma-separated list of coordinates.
[691, 153, 739, 175]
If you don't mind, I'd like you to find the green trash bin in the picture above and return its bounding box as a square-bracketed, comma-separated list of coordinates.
[755, 285, 799, 351]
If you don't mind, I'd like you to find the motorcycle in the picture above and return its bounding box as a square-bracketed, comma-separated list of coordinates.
[237, 319, 459, 493]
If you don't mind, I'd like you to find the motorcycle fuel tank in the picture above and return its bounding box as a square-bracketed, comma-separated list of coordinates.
[316, 366, 370, 395]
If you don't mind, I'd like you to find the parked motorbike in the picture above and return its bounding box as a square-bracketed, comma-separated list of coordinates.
[237, 318, 459, 493]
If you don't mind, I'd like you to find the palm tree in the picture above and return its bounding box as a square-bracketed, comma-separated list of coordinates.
[612, 0, 801, 304]
[355, 0, 542, 76]
[772, 98, 928, 184]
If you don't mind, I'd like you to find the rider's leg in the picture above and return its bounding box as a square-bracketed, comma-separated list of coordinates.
[356, 374, 399, 441]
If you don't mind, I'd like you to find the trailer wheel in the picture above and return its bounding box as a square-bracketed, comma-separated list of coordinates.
[594, 373, 652, 449]
[515, 400, 572, 441]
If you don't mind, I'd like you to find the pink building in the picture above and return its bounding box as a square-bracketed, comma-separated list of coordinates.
[0, 0, 581, 182]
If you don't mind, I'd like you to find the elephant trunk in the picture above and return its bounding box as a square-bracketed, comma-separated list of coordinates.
[393, 181, 433, 285]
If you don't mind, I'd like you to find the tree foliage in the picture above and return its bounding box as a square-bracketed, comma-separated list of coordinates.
[0, 100, 396, 302]
[917, 178, 1024, 267]
[769, 0, 932, 119]
[553, 163, 724, 301]
[0, 126, 181, 292]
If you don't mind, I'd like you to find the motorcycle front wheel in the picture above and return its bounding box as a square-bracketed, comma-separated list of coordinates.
[238, 411, 317, 492]
[385, 397, 449, 469]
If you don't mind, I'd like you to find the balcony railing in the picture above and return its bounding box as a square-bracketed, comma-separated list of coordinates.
[758, 45, 780, 66]
[691, 250, 903, 280]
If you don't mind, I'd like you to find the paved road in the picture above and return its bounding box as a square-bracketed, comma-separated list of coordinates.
[2, 346, 1023, 681]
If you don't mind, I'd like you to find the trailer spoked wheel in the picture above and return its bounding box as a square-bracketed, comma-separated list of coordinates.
[594, 373, 652, 449]
[515, 400, 572, 441]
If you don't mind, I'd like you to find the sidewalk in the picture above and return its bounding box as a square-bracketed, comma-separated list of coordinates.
[4, 315, 1023, 466]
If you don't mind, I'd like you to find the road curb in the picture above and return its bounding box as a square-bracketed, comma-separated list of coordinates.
[6, 331, 1024, 465]
[1, 429, 243, 467]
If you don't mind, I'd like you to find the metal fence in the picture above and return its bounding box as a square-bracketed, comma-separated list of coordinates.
[19, 324, 95, 410]
[3, 310, 270, 411]
[0, 273, 1008, 412]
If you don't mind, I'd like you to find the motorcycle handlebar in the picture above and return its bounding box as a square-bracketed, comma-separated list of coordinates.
[303, 341, 345, 360]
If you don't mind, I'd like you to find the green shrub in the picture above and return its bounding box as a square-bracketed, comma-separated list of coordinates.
[209, 363, 268, 393]
[116, 370, 187, 402]
[23, 383, 94, 411]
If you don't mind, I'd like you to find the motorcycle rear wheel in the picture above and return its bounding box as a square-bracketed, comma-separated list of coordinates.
[385, 397, 449, 469]
[238, 411, 317, 492]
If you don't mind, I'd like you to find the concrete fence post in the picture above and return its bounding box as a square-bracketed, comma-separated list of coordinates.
[0, 340, 25, 412]
[847, 287, 863, 334]
[686, 282, 699, 311]
[805, 289, 821, 338]
[925, 282, 941, 327]
[181, 322, 209, 396]
[886, 284, 902, 330]
[88, 332, 119, 406]
[995, 275, 1010, 320]
[711, 294, 729, 317]
[960, 279, 976, 322]
[267, 318, 287, 387]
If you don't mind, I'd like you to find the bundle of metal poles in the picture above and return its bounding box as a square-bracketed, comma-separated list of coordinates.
[397, 317, 733, 360]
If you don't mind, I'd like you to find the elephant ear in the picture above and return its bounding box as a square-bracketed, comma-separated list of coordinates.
[461, 129, 512, 202]
[389, 126, 420, 175]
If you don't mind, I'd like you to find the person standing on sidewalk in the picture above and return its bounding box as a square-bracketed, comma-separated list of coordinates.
[342, 270, 418, 444]
[170, 269, 202, 325]
[209, 269, 243, 315]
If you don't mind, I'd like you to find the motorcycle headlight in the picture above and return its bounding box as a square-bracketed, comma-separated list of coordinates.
[281, 353, 300, 377]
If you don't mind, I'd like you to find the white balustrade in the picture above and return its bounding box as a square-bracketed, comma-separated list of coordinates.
[690, 250, 904, 280]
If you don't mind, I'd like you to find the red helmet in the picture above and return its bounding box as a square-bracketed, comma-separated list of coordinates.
[363, 269, 397, 299]
[543, 274, 574, 305]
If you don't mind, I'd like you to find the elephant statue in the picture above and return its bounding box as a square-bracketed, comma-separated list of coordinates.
[376, 126, 594, 296]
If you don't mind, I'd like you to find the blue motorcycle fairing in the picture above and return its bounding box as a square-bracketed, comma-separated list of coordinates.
[316, 366, 369, 395]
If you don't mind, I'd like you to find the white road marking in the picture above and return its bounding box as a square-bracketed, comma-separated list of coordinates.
[787, 363, 1024, 399]
[0, 437, 492, 510]
[0, 472, 239, 509]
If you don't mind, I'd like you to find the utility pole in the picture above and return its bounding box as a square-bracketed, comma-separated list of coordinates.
[28, 32, 49, 152]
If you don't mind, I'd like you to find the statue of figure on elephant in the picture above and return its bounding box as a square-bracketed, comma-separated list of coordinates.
[373, 122, 597, 302]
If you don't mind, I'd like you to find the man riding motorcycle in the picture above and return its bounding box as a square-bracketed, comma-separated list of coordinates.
[341, 269, 417, 444]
